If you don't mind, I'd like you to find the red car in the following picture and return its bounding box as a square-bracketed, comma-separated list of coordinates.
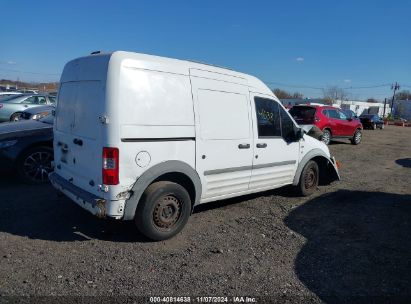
[289, 105, 363, 145]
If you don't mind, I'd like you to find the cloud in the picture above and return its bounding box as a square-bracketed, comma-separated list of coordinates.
[296, 57, 304, 62]
[0, 60, 16, 65]
[344, 79, 351, 83]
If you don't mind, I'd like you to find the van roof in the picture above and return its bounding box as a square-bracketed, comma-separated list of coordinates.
[77, 51, 274, 97]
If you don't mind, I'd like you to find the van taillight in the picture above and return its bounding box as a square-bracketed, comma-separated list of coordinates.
[102, 147, 119, 185]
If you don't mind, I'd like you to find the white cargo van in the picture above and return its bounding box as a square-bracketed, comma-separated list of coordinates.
[50, 51, 339, 240]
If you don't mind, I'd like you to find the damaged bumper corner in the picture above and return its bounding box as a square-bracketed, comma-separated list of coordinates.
[49, 172, 107, 218]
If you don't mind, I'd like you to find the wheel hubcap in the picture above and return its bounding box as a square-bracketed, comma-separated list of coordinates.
[322, 132, 330, 144]
[153, 195, 182, 229]
[355, 132, 361, 143]
[23, 151, 53, 182]
[304, 168, 317, 189]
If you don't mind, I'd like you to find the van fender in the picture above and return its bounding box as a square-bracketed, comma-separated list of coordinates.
[123, 160, 202, 220]
[293, 149, 340, 186]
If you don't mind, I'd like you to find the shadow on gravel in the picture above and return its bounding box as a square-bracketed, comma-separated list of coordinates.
[396, 158, 411, 168]
[194, 186, 297, 214]
[0, 176, 148, 243]
[0, 173, 300, 242]
[285, 190, 411, 302]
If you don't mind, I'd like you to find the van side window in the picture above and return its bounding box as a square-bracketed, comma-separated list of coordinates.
[279, 106, 296, 140]
[254, 97, 281, 137]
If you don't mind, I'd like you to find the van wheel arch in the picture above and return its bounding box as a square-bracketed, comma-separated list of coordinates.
[293, 150, 338, 187]
[152, 172, 196, 210]
[123, 161, 202, 221]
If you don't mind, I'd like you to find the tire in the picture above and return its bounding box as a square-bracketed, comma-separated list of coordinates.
[16, 146, 54, 184]
[380, 124, 384, 130]
[321, 129, 331, 145]
[135, 181, 191, 241]
[372, 123, 376, 130]
[296, 160, 319, 196]
[351, 129, 362, 145]
[10, 112, 22, 122]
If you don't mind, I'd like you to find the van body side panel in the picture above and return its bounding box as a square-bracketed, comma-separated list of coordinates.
[118, 141, 195, 191]
[107, 55, 196, 207]
[117, 67, 194, 126]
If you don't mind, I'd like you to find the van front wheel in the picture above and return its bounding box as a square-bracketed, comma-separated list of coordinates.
[296, 160, 319, 196]
[135, 181, 191, 241]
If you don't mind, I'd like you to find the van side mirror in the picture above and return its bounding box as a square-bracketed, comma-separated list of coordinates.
[294, 128, 304, 141]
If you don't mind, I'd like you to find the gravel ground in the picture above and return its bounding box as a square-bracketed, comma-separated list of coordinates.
[0, 126, 410, 303]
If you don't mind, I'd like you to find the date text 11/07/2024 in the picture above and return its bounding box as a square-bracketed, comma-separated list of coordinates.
[149, 296, 257, 303]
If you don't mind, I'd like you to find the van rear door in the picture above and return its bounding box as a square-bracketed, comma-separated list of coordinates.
[54, 80, 105, 194]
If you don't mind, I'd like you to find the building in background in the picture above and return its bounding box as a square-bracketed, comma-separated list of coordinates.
[393, 100, 411, 120]
[281, 98, 392, 118]
[334, 100, 391, 117]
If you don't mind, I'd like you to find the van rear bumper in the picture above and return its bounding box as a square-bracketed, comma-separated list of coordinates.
[49, 172, 106, 218]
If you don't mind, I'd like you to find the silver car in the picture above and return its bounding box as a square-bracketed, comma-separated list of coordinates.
[0, 94, 56, 122]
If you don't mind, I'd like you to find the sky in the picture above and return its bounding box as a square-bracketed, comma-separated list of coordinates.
[1, 0, 410, 100]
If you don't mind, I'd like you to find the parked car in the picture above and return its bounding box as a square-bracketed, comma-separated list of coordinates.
[359, 114, 384, 130]
[18, 105, 55, 121]
[0, 94, 56, 122]
[289, 105, 363, 145]
[17, 89, 39, 94]
[0, 92, 22, 101]
[342, 109, 360, 121]
[0, 115, 53, 184]
[50, 51, 340, 241]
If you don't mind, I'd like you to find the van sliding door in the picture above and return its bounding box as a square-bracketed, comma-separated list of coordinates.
[190, 74, 253, 201]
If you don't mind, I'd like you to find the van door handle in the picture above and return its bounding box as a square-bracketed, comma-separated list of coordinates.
[73, 138, 83, 146]
[256, 143, 267, 148]
[238, 143, 250, 149]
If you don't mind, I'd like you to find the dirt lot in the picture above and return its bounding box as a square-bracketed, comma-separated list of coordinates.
[0, 126, 410, 302]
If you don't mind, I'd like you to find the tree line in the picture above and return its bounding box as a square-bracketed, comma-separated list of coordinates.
[272, 87, 411, 102]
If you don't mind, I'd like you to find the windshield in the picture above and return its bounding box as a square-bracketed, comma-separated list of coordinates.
[39, 114, 54, 125]
[343, 110, 354, 116]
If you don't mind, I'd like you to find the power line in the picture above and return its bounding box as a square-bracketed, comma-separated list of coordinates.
[342, 83, 391, 89]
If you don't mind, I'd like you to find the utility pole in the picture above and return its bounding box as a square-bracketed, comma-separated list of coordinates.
[383, 98, 387, 118]
[390, 82, 400, 117]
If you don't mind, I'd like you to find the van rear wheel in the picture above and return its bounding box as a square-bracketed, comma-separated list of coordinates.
[296, 160, 319, 196]
[135, 181, 191, 241]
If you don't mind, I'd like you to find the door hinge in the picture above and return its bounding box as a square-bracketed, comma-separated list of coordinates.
[99, 115, 109, 124]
